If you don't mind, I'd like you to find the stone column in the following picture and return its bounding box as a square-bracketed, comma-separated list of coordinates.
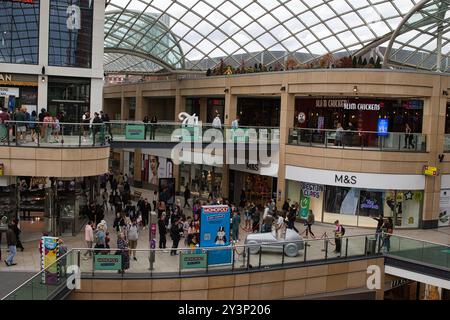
[224, 90, 237, 126]
[421, 76, 447, 229]
[199, 97, 207, 123]
[276, 86, 295, 211]
[133, 149, 142, 187]
[120, 91, 129, 120]
[135, 87, 144, 121]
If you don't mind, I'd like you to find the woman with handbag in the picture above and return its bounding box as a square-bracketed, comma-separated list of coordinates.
[116, 232, 129, 273]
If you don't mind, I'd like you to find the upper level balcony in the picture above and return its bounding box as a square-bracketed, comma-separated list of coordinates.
[0, 121, 109, 177]
[288, 128, 427, 153]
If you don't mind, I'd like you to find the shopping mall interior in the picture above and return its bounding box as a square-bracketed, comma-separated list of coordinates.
[0, 0, 449, 301]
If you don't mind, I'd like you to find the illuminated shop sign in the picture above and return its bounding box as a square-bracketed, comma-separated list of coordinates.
[0, 74, 12, 82]
[315, 99, 384, 111]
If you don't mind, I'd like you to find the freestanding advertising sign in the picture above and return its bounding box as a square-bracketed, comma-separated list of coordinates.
[41, 236, 59, 284]
[200, 205, 232, 266]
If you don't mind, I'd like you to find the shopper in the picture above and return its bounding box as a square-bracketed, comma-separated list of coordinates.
[282, 198, 290, 215]
[335, 122, 344, 146]
[305, 209, 315, 238]
[83, 221, 94, 259]
[43, 112, 53, 143]
[382, 218, 394, 252]
[170, 218, 182, 256]
[373, 215, 384, 247]
[243, 202, 252, 231]
[275, 212, 286, 240]
[333, 220, 343, 255]
[127, 219, 139, 261]
[5, 224, 17, 266]
[29, 110, 37, 142]
[141, 198, 150, 229]
[58, 239, 68, 276]
[158, 213, 167, 249]
[11, 219, 24, 252]
[150, 115, 158, 140]
[143, 115, 149, 139]
[232, 209, 241, 242]
[251, 204, 260, 233]
[82, 112, 91, 142]
[116, 232, 129, 274]
[212, 113, 222, 129]
[183, 185, 191, 208]
[404, 123, 415, 149]
[287, 205, 299, 233]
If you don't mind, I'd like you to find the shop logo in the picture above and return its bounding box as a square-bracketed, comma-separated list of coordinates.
[246, 163, 259, 171]
[335, 174, 357, 185]
[67, 5, 81, 30]
[0, 74, 12, 82]
[297, 112, 306, 124]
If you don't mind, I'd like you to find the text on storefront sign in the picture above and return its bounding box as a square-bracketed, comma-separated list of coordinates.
[335, 174, 357, 185]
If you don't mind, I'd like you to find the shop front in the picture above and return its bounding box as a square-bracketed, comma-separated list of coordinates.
[293, 97, 424, 149]
[286, 166, 425, 229]
[0, 175, 100, 240]
[237, 97, 280, 127]
[47, 76, 91, 123]
[140, 153, 173, 191]
[229, 163, 278, 206]
[180, 163, 223, 200]
[0, 73, 38, 112]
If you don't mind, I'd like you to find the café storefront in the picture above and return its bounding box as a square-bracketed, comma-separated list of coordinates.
[0, 73, 38, 113]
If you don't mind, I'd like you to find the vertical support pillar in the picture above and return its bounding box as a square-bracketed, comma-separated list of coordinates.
[135, 87, 144, 120]
[199, 97, 207, 123]
[276, 86, 295, 211]
[133, 149, 142, 186]
[421, 76, 447, 229]
[224, 90, 237, 126]
[37, 0, 49, 110]
[120, 90, 129, 120]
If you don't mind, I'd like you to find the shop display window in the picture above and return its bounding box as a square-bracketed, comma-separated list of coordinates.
[286, 180, 423, 229]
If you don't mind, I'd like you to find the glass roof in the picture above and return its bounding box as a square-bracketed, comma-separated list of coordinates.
[104, 0, 426, 73]
[384, 0, 450, 72]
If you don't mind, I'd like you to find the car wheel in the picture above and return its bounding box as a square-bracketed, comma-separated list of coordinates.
[284, 243, 299, 257]
[247, 241, 260, 254]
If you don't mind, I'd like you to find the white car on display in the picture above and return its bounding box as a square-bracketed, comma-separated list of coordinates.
[244, 229, 304, 257]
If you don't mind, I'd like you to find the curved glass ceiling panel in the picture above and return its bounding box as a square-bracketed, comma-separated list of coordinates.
[105, 0, 422, 72]
[385, 0, 450, 72]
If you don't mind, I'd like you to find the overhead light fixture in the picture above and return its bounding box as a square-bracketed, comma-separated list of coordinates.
[41, 66, 45, 75]
[353, 86, 358, 93]
[41, 76, 45, 83]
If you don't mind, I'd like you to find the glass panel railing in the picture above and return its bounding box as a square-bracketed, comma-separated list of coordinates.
[444, 134, 450, 152]
[386, 235, 450, 270]
[288, 128, 427, 152]
[2, 121, 107, 148]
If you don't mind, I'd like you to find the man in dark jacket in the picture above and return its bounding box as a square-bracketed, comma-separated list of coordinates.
[183, 185, 191, 208]
[170, 218, 182, 256]
[5, 224, 17, 266]
[158, 214, 167, 249]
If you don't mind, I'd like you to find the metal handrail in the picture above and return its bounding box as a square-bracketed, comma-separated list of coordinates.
[290, 127, 425, 136]
[384, 233, 450, 248]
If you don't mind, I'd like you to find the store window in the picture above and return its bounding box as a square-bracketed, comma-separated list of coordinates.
[207, 98, 224, 123]
[48, 0, 93, 68]
[286, 180, 422, 228]
[47, 76, 90, 123]
[0, 0, 40, 64]
[294, 98, 423, 134]
[237, 98, 281, 127]
[186, 98, 200, 117]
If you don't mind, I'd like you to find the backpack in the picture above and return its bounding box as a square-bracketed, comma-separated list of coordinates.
[340, 225, 346, 236]
[128, 225, 139, 241]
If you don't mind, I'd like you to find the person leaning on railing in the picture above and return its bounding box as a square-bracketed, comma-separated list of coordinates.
[382, 218, 394, 252]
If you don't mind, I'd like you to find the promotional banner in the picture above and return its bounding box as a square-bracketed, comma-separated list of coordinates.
[180, 252, 208, 269]
[439, 190, 450, 227]
[301, 182, 323, 198]
[377, 118, 389, 137]
[94, 255, 122, 270]
[299, 194, 310, 219]
[200, 205, 232, 266]
[41, 236, 59, 284]
[125, 124, 146, 140]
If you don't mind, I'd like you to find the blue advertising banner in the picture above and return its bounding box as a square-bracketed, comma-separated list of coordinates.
[200, 205, 232, 265]
[377, 118, 389, 137]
